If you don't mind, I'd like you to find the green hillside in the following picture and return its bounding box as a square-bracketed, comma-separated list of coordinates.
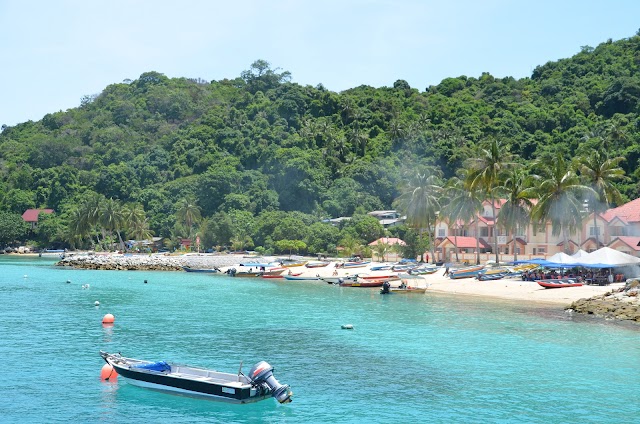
[2, 33, 640, 253]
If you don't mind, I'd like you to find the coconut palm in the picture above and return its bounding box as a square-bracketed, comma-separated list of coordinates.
[466, 139, 516, 264]
[176, 196, 202, 238]
[100, 198, 125, 250]
[531, 154, 593, 254]
[374, 240, 389, 262]
[578, 150, 625, 248]
[443, 170, 485, 264]
[394, 169, 442, 263]
[497, 168, 534, 262]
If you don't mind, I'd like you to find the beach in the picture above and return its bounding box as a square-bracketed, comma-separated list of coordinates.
[423, 272, 627, 305]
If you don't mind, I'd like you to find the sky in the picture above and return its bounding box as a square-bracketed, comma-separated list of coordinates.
[1, 0, 639, 127]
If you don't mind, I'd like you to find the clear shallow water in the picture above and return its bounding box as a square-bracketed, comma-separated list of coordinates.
[1, 256, 639, 423]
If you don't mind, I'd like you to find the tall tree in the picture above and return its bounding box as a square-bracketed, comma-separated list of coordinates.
[394, 170, 442, 263]
[443, 170, 485, 264]
[175, 196, 202, 238]
[531, 154, 593, 254]
[466, 139, 516, 264]
[497, 168, 534, 262]
[578, 150, 625, 248]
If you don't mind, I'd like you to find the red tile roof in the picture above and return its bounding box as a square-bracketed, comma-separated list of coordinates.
[368, 237, 406, 246]
[439, 236, 490, 249]
[601, 198, 640, 223]
[21, 209, 54, 222]
[610, 236, 640, 251]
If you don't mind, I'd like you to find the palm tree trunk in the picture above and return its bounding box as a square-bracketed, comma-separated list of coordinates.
[562, 227, 569, 254]
[512, 229, 517, 262]
[475, 219, 480, 265]
[491, 200, 499, 264]
[454, 225, 460, 263]
[593, 211, 599, 249]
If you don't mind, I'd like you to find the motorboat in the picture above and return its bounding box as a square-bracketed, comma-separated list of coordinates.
[340, 277, 386, 287]
[448, 265, 485, 279]
[182, 266, 220, 273]
[537, 279, 583, 289]
[100, 351, 292, 404]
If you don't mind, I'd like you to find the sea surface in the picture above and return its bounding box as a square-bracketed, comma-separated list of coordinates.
[1, 256, 639, 424]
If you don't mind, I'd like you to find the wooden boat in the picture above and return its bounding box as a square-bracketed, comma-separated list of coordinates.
[182, 266, 220, 273]
[320, 275, 357, 285]
[340, 278, 386, 287]
[537, 279, 583, 289]
[448, 265, 485, 279]
[358, 274, 400, 281]
[283, 274, 319, 281]
[343, 261, 371, 268]
[477, 272, 508, 281]
[389, 287, 427, 294]
[100, 351, 292, 404]
[260, 268, 287, 278]
[305, 261, 330, 268]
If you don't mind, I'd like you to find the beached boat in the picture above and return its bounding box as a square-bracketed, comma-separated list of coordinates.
[340, 278, 386, 287]
[320, 275, 357, 285]
[305, 261, 330, 268]
[283, 274, 320, 281]
[182, 266, 220, 273]
[537, 279, 583, 289]
[477, 271, 508, 281]
[100, 351, 292, 404]
[448, 265, 485, 279]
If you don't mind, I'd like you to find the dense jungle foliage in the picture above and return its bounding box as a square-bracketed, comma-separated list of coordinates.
[2, 32, 640, 255]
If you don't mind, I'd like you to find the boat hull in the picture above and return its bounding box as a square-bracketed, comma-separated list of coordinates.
[537, 279, 583, 289]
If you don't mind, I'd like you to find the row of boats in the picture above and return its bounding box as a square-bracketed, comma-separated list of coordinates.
[183, 258, 433, 292]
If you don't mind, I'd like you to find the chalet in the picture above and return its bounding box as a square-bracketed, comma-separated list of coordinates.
[21, 209, 54, 230]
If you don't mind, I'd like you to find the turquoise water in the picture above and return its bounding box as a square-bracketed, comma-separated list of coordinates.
[1, 256, 639, 423]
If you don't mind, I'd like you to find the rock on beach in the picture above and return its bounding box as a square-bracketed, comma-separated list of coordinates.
[567, 280, 640, 322]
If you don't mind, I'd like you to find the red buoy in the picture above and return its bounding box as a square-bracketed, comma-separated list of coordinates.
[100, 363, 118, 381]
[102, 314, 115, 324]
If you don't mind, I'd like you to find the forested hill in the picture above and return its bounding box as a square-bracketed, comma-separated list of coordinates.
[1, 33, 640, 249]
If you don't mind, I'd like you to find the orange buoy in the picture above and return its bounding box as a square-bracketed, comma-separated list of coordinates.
[100, 363, 118, 381]
[102, 313, 115, 324]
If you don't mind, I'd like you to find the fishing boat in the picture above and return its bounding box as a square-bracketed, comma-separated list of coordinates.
[283, 274, 320, 281]
[448, 265, 485, 279]
[320, 275, 358, 285]
[477, 271, 508, 281]
[260, 268, 287, 278]
[305, 261, 330, 268]
[340, 277, 386, 287]
[380, 281, 427, 294]
[100, 351, 292, 404]
[537, 279, 583, 289]
[182, 266, 220, 273]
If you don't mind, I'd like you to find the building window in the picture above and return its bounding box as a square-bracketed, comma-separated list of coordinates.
[516, 247, 521, 255]
[610, 227, 627, 237]
[480, 227, 489, 237]
[537, 246, 546, 254]
[438, 229, 446, 237]
[589, 226, 600, 236]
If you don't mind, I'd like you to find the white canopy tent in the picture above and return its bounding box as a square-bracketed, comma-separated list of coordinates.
[578, 247, 640, 268]
[547, 252, 580, 265]
[571, 249, 589, 259]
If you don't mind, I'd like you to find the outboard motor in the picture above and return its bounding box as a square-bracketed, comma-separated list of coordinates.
[249, 361, 292, 404]
[380, 281, 391, 294]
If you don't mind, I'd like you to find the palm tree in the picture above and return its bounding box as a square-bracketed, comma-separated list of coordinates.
[497, 168, 534, 262]
[531, 154, 593, 254]
[466, 139, 516, 264]
[578, 150, 625, 248]
[443, 170, 485, 264]
[100, 198, 125, 250]
[374, 240, 389, 262]
[176, 196, 202, 238]
[394, 169, 442, 263]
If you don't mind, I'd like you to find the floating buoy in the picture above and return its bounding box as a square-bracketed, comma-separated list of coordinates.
[341, 324, 354, 330]
[66, 280, 71, 284]
[144, 279, 148, 284]
[82, 284, 90, 289]
[23, 274, 28, 278]
[100, 363, 118, 381]
[102, 313, 115, 324]
[94, 301, 100, 306]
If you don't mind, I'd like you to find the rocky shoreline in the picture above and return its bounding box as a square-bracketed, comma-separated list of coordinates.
[567, 280, 640, 322]
[55, 253, 248, 271]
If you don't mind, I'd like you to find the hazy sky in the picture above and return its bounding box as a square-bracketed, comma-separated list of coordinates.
[1, 0, 639, 127]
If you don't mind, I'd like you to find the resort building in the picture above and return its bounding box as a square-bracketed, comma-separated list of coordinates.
[368, 210, 405, 228]
[432, 197, 640, 263]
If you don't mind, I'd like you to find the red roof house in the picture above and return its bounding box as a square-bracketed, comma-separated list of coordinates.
[21, 209, 54, 229]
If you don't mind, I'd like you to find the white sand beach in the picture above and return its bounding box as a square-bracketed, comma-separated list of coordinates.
[423, 272, 624, 305]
